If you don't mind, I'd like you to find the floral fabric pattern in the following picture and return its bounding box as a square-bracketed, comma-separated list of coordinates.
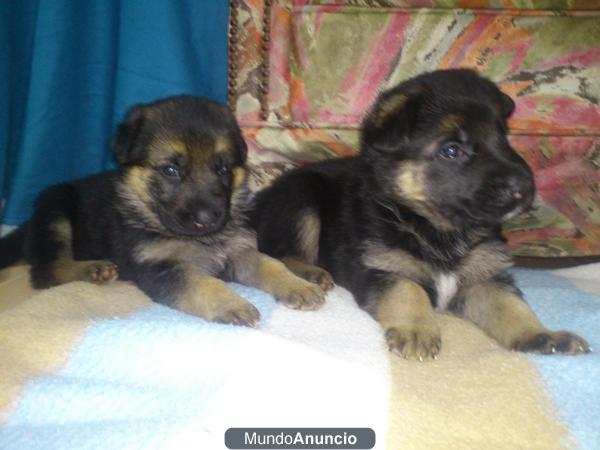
[229, 0, 600, 256]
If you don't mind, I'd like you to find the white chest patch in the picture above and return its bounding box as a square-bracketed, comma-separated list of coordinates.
[434, 272, 459, 311]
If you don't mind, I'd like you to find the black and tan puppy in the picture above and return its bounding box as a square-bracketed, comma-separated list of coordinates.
[0, 95, 325, 325]
[253, 69, 590, 359]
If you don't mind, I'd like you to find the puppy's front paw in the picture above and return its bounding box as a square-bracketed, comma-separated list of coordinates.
[301, 266, 335, 291]
[86, 261, 119, 284]
[213, 299, 261, 327]
[512, 330, 591, 355]
[174, 278, 261, 327]
[276, 276, 326, 311]
[385, 323, 441, 361]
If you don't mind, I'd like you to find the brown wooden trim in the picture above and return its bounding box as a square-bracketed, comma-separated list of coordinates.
[514, 255, 600, 269]
[227, 0, 240, 111]
[259, 0, 273, 121]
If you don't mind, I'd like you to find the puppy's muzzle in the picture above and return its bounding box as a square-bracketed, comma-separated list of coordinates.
[194, 205, 226, 231]
[498, 169, 535, 220]
[186, 186, 230, 235]
[507, 173, 534, 207]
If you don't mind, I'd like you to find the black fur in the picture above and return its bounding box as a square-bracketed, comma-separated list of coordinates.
[0, 225, 26, 267]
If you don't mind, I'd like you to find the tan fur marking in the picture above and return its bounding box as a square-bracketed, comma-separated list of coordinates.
[117, 166, 171, 233]
[232, 166, 247, 190]
[173, 271, 259, 326]
[52, 260, 117, 285]
[374, 94, 407, 127]
[439, 113, 464, 132]
[215, 136, 231, 154]
[228, 250, 325, 310]
[375, 279, 434, 328]
[169, 140, 187, 155]
[362, 242, 430, 282]
[145, 138, 189, 167]
[48, 219, 78, 284]
[395, 161, 427, 203]
[48, 219, 117, 285]
[281, 256, 312, 274]
[296, 209, 321, 264]
[375, 278, 440, 360]
[125, 166, 153, 202]
[391, 161, 456, 230]
[135, 240, 195, 264]
[363, 239, 511, 290]
[50, 218, 72, 255]
[280, 256, 335, 290]
[133, 236, 236, 277]
[458, 241, 512, 286]
[460, 283, 544, 348]
[52, 260, 87, 284]
[151, 138, 187, 156]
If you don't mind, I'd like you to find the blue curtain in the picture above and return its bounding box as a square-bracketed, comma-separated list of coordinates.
[0, 0, 229, 225]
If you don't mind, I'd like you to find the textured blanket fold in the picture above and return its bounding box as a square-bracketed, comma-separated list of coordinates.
[0, 264, 599, 449]
[0, 280, 389, 449]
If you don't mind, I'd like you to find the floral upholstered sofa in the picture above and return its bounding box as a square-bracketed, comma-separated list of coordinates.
[227, 0, 600, 257]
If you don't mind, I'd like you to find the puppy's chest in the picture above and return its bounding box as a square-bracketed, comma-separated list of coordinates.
[432, 272, 459, 310]
[134, 240, 227, 275]
[362, 239, 511, 310]
[133, 226, 256, 276]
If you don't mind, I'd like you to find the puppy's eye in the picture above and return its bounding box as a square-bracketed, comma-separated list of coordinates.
[215, 161, 230, 176]
[438, 142, 466, 160]
[160, 165, 180, 178]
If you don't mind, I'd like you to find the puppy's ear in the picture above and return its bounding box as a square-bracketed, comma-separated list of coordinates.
[112, 104, 147, 165]
[215, 102, 247, 165]
[226, 109, 247, 165]
[232, 128, 248, 165]
[361, 82, 425, 155]
[498, 92, 516, 119]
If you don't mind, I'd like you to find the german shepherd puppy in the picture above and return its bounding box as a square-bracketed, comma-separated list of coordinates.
[0, 96, 325, 325]
[253, 69, 590, 359]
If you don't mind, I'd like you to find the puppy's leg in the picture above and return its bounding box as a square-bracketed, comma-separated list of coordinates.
[131, 260, 260, 326]
[373, 278, 441, 361]
[28, 216, 117, 288]
[176, 272, 260, 326]
[286, 208, 334, 289]
[227, 249, 326, 310]
[257, 202, 334, 290]
[459, 283, 590, 355]
[280, 256, 334, 291]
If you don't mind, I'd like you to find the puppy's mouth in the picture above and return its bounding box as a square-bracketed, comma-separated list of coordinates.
[495, 185, 535, 223]
[191, 212, 230, 236]
[447, 188, 534, 227]
[157, 207, 230, 238]
[501, 202, 529, 222]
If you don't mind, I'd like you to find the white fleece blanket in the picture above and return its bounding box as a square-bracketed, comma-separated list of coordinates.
[0, 282, 389, 449]
[1, 264, 599, 449]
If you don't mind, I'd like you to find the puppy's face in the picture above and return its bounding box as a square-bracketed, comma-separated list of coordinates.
[113, 95, 248, 237]
[361, 69, 534, 229]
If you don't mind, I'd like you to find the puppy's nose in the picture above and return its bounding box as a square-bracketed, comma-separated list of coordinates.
[509, 179, 523, 199]
[507, 174, 534, 206]
[194, 208, 222, 229]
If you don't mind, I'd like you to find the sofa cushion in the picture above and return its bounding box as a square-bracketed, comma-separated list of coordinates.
[228, 0, 600, 256]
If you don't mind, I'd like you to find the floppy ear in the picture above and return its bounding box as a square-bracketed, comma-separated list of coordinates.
[112, 104, 147, 165]
[498, 92, 516, 119]
[361, 82, 425, 156]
